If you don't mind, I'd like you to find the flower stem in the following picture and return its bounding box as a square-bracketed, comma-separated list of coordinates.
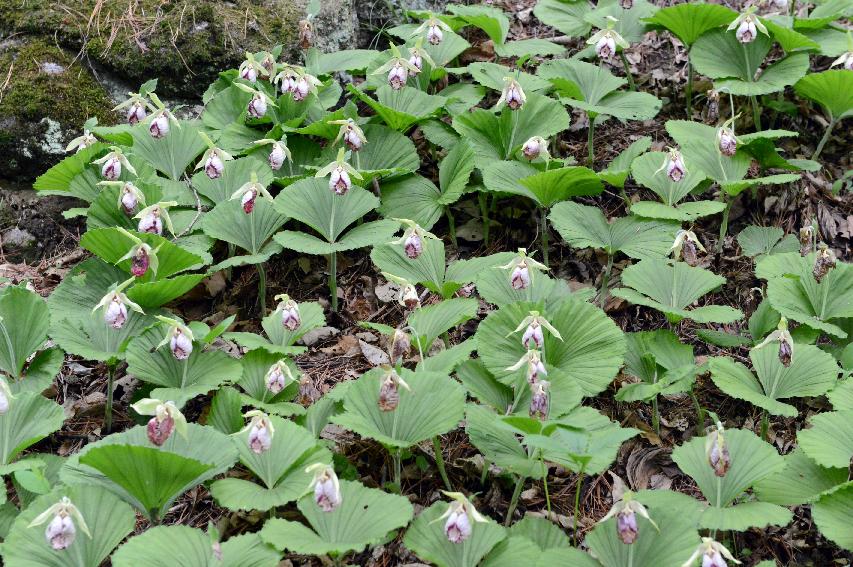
[445, 206, 457, 248]
[685, 59, 694, 119]
[540, 207, 550, 268]
[104, 363, 115, 434]
[691, 390, 706, 436]
[813, 117, 837, 160]
[760, 410, 769, 441]
[619, 51, 636, 91]
[750, 95, 762, 131]
[257, 263, 267, 315]
[481, 459, 491, 485]
[598, 254, 614, 309]
[717, 194, 732, 253]
[587, 115, 595, 166]
[393, 449, 402, 489]
[432, 436, 453, 491]
[540, 451, 551, 517]
[504, 474, 525, 526]
[479, 192, 490, 247]
[507, 110, 519, 160]
[652, 396, 660, 435]
[572, 472, 585, 546]
[328, 252, 338, 312]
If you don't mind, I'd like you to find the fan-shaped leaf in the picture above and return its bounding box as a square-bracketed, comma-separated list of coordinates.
[380, 174, 444, 231]
[0, 392, 64, 466]
[754, 448, 847, 506]
[533, 0, 592, 38]
[798, 410, 853, 468]
[0, 286, 49, 379]
[129, 120, 207, 180]
[80, 228, 203, 280]
[643, 3, 737, 47]
[348, 85, 446, 132]
[794, 69, 853, 121]
[813, 481, 853, 552]
[630, 151, 708, 206]
[202, 197, 286, 256]
[191, 156, 274, 204]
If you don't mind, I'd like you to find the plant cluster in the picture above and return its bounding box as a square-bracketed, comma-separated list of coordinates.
[3, 0, 852, 565]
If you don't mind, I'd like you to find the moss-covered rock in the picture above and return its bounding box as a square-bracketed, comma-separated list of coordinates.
[0, 38, 116, 180]
[0, 0, 301, 98]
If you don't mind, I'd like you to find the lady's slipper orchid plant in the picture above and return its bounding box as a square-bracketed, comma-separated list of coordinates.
[391, 219, 439, 259]
[113, 91, 152, 125]
[28, 497, 91, 551]
[131, 398, 189, 446]
[230, 172, 274, 214]
[92, 277, 144, 329]
[407, 38, 436, 76]
[274, 294, 301, 330]
[65, 122, 98, 153]
[155, 316, 195, 360]
[240, 410, 275, 454]
[522, 136, 550, 161]
[506, 349, 547, 383]
[754, 317, 794, 367]
[670, 229, 706, 265]
[433, 492, 488, 544]
[706, 421, 731, 477]
[374, 43, 420, 90]
[306, 463, 342, 512]
[377, 365, 411, 412]
[265, 360, 295, 395]
[135, 201, 177, 236]
[682, 537, 741, 567]
[412, 14, 452, 45]
[655, 147, 688, 182]
[529, 379, 550, 420]
[115, 227, 162, 277]
[316, 148, 362, 195]
[508, 311, 563, 350]
[276, 65, 322, 101]
[727, 7, 768, 44]
[330, 118, 368, 152]
[238, 52, 269, 83]
[93, 146, 136, 181]
[235, 83, 277, 119]
[598, 490, 658, 545]
[144, 92, 181, 139]
[195, 132, 234, 180]
[498, 248, 549, 290]
[254, 137, 293, 171]
[382, 272, 420, 309]
[495, 76, 526, 110]
[587, 17, 629, 60]
[813, 243, 837, 283]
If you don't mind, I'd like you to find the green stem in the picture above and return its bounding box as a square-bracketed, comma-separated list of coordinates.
[628, 543, 635, 567]
[481, 459, 491, 485]
[717, 194, 732, 253]
[690, 390, 706, 435]
[393, 449, 402, 488]
[760, 410, 769, 441]
[572, 472, 585, 546]
[432, 436, 453, 491]
[355, 150, 361, 172]
[750, 95, 762, 131]
[104, 363, 115, 433]
[540, 207, 550, 268]
[813, 117, 837, 160]
[598, 254, 614, 309]
[328, 252, 338, 312]
[652, 396, 660, 436]
[504, 475, 526, 526]
[539, 451, 551, 517]
[478, 192, 490, 247]
[686, 59, 693, 119]
[506, 110, 519, 160]
[225, 243, 235, 281]
[257, 263, 267, 315]
[445, 206, 457, 248]
[587, 116, 595, 166]
[619, 51, 636, 91]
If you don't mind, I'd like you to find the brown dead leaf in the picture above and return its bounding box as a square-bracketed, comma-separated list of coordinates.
[359, 339, 390, 366]
[320, 334, 360, 356]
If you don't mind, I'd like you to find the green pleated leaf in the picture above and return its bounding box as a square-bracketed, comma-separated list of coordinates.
[665, 120, 751, 186]
[125, 326, 241, 406]
[191, 156, 274, 204]
[798, 410, 853, 468]
[208, 386, 245, 434]
[379, 174, 444, 231]
[438, 139, 476, 205]
[630, 200, 726, 222]
[80, 228, 203, 280]
[672, 427, 784, 510]
[494, 39, 566, 58]
[1, 484, 135, 567]
[408, 298, 478, 353]
[0, 392, 64, 466]
[794, 69, 853, 121]
[613, 259, 743, 324]
[371, 237, 448, 294]
[465, 404, 540, 477]
[129, 120, 207, 180]
[700, 500, 792, 531]
[458, 361, 513, 414]
[113, 526, 281, 567]
[232, 349, 299, 405]
[737, 225, 799, 258]
[533, 0, 592, 37]
[753, 447, 847, 506]
[813, 481, 853, 552]
[404, 500, 505, 567]
[202, 85, 252, 130]
[643, 2, 737, 47]
[0, 286, 50, 379]
[617, 330, 697, 402]
[474, 263, 577, 309]
[33, 143, 109, 197]
[448, 3, 509, 43]
[519, 166, 603, 207]
[331, 368, 466, 448]
[306, 48, 380, 75]
[630, 151, 709, 206]
[202, 197, 287, 256]
[598, 136, 652, 189]
[61, 424, 237, 521]
[349, 123, 420, 176]
[468, 62, 552, 93]
[126, 274, 207, 309]
[226, 300, 324, 356]
[348, 85, 446, 132]
[274, 178, 375, 241]
[549, 202, 678, 260]
[475, 298, 626, 397]
[260, 480, 413, 556]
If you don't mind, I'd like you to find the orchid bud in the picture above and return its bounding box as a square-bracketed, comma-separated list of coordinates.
[408, 53, 423, 76]
[204, 153, 225, 179]
[248, 417, 273, 454]
[522, 137, 542, 160]
[147, 414, 175, 446]
[104, 296, 128, 329]
[101, 155, 122, 180]
[378, 368, 410, 412]
[127, 101, 147, 125]
[298, 374, 318, 404]
[294, 77, 311, 101]
[240, 65, 258, 83]
[778, 336, 793, 367]
[596, 34, 617, 59]
[269, 142, 286, 170]
[120, 185, 139, 215]
[707, 422, 731, 477]
[247, 94, 267, 118]
[138, 208, 163, 235]
[735, 18, 757, 43]
[241, 188, 257, 214]
[329, 166, 352, 195]
[28, 497, 91, 552]
[307, 464, 342, 512]
[529, 380, 550, 420]
[404, 231, 423, 259]
[265, 361, 292, 395]
[131, 247, 150, 277]
[427, 24, 444, 45]
[280, 73, 297, 94]
[170, 327, 193, 360]
[598, 491, 657, 546]
[799, 225, 814, 256]
[149, 113, 170, 138]
[522, 320, 545, 349]
[813, 244, 836, 283]
[718, 128, 737, 156]
[388, 62, 408, 90]
[445, 504, 472, 543]
[276, 295, 301, 330]
[299, 19, 313, 49]
[511, 263, 530, 289]
[390, 329, 411, 365]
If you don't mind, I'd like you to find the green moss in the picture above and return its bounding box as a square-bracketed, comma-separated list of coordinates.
[0, 39, 115, 127]
[1, 0, 302, 98]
